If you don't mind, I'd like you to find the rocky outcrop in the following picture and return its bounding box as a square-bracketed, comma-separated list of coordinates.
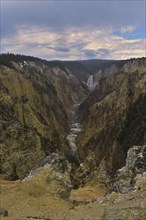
[109, 145, 146, 193]
[77, 57, 146, 174]
[23, 153, 72, 199]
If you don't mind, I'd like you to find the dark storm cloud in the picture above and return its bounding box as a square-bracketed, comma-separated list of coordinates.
[1, 0, 145, 38]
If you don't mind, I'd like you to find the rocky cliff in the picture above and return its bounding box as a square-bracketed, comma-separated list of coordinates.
[77, 57, 146, 174]
[109, 144, 146, 193]
[0, 54, 88, 179]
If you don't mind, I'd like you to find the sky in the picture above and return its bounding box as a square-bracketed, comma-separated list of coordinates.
[1, 0, 146, 60]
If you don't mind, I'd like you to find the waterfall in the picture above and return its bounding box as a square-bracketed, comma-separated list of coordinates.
[87, 75, 97, 91]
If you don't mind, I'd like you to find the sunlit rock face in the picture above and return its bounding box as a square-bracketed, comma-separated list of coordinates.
[0, 54, 88, 179]
[77, 57, 146, 174]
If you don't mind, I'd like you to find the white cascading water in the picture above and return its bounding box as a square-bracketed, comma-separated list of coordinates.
[87, 75, 97, 91]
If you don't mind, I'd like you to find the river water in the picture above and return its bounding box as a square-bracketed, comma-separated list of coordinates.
[67, 104, 82, 165]
[67, 74, 96, 164]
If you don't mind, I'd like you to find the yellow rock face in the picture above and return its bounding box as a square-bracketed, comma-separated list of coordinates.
[0, 58, 88, 178]
[77, 58, 146, 174]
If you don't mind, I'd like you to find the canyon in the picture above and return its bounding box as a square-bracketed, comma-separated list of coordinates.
[0, 54, 146, 219]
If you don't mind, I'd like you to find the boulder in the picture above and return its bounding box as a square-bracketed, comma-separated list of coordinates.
[0, 209, 8, 217]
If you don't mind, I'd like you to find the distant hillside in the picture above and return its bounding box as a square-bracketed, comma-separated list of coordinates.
[58, 60, 90, 82]
[80, 59, 115, 74]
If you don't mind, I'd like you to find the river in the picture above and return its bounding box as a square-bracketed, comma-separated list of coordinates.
[67, 104, 82, 165]
[67, 74, 96, 164]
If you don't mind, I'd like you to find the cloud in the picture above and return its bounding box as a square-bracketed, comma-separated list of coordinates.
[120, 25, 136, 33]
[96, 48, 110, 55]
[44, 46, 71, 52]
[1, 1, 145, 60]
[1, 1, 145, 38]
[1, 25, 145, 60]
[83, 48, 111, 59]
